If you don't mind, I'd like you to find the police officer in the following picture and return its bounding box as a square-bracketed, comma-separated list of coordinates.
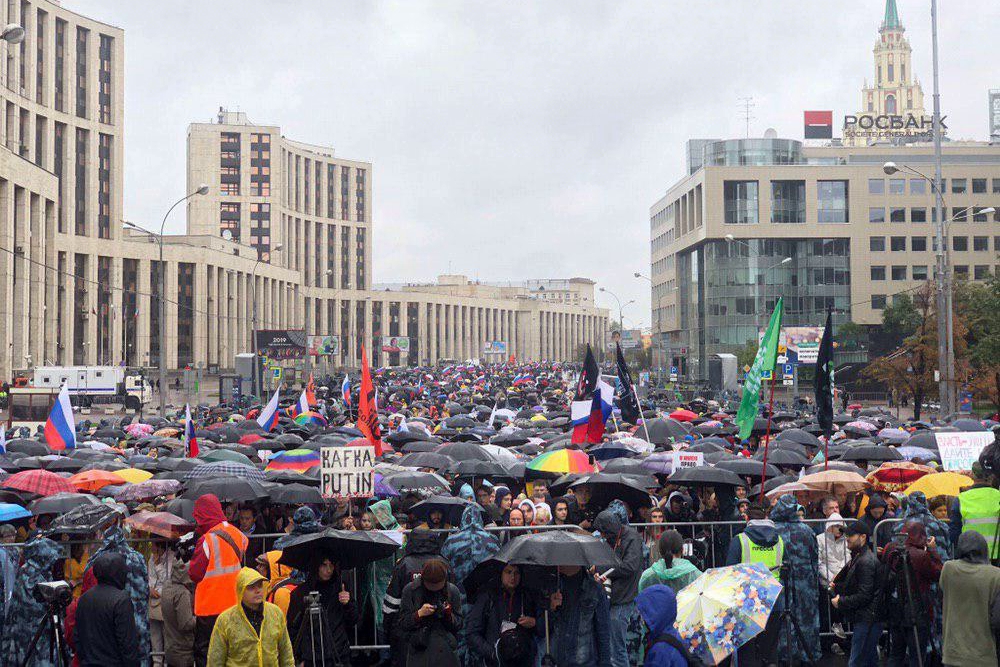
[951, 457, 1000, 562]
[727, 505, 785, 580]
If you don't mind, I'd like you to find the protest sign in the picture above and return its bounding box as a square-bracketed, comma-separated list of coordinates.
[936, 432, 992, 471]
[321, 445, 376, 497]
[674, 452, 704, 472]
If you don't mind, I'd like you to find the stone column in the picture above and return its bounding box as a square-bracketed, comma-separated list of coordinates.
[163, 260, 178, 371]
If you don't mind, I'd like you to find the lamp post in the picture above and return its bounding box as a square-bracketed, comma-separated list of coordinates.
[0, 24, 25, 44]
[598, 286, 635, 362]
[124, 184, 208, 417]
[251, 243, 283, 399]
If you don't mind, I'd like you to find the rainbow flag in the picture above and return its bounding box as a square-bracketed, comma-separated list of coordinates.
[266, 448, 321, 473]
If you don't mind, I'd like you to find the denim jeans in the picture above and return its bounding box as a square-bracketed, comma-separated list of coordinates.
[848, 620, 883, 667]
[608, 602, 633, 667]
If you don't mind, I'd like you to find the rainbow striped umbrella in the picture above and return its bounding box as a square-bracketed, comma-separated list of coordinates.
[526, 449, 597, 474]
[266, 449, 321, 473]
[293, 411, 328, 427]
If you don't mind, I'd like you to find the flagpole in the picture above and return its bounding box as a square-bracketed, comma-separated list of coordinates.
[757, 372, 778, 506]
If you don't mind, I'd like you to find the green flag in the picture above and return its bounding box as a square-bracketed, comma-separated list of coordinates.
[736, 297, 783, 441]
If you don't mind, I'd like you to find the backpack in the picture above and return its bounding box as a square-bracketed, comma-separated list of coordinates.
[650, 633, 704, 667]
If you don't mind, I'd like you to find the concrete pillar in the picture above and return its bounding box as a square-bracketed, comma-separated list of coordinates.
[193, 264, 208, 367]
[163, 261, 178, 370]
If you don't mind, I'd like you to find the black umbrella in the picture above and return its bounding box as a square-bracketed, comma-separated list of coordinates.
[715, 459, 782, 479]
[46, 503, 122, 535]
[903, 431, 939, 451]
[599, 458, 651, 476]
[774, 428, 821, 448]
[805, 461, 864, 474]
[264, 469, 321, 486]
[548, 473, 588, 496]
[748, 474, 798, 497]
[182, 477, 270, 502]
[950, 418, 985, 432]
[498, 531, 619, 568]
[645, 418, 687, 444]
[752, 448, 811, 467]
[490, 433, 532, 448]
[839, 445, 902, 463]
[569, 473, 653, 510]
[410, 495, 484, 525]
[436, 442, 495, 462]
[447, 460, 513, 479]
[685, 441, 726, 454]
[397, 452, 455, 470]
[163, 498, 195, 522]
[667, 466, 745, 487]
[270, 483, 325, 504]
[92, 428, 127, 440]
[278, 528, 402, 571]
[380, 470, 450, 494]
[44, 457, 86, 473]
[7, 439, 48, 456]
[29, 492, 101, 515]
[400, 441, 441, 454]
[384, 430, 435, 447]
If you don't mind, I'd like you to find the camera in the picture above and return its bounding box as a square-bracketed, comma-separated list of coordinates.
[304, 591, 323, 608]
[33, 581, 72, 608]
[173, 532, 196, 562]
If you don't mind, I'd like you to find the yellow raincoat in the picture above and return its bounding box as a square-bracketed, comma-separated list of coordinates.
[207, 568, 295, 667]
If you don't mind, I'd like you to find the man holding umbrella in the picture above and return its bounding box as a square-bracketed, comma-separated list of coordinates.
[594, 500, 646, 667]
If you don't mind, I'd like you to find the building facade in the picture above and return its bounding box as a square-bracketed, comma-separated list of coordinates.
[0, 0, 607, 383]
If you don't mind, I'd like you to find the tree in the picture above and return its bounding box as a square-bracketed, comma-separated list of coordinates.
[837, 321, 867, 352]
[957, 275, 1000, 413]
[736, 338, 758, 371]
[869, 294, 920, 356]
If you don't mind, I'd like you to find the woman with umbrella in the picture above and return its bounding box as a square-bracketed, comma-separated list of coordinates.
[286, 556, 358, 667]
[466, 563, 543, 667]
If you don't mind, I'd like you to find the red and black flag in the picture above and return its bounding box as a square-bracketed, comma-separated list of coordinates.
[814, 310, 835, 438]
[615, 342, 642, 424]
[358, 344, 384, 456]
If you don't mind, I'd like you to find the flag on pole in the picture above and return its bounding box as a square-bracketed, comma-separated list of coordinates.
[0, 425, 6, 454]
[358, 345, 383, 456]
[184, 404, 199, 458]
[305, 374, 317, 406]
[44, 384, 76, 451]
[614, 342, 642, 424]
[571, 345, 614, 444]
[814, 309, 835, 438]
[256, 388, 281, 432]
[736, 297, 784, 441]
[341, 375, 351, 406]
[288, 390, 309, 417]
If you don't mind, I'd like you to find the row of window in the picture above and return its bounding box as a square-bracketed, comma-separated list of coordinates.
[869, 206, 998, 223]
[724, 180, 848, 224]
[869, 235, 999, 252]
[869, 177, 1000, 196]
[872, 269, 997, 308]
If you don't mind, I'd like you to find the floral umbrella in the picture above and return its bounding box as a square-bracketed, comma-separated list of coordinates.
[675, 563, 783, 665]
[867, 461, 936, 492]
[124, 423, 153, 438]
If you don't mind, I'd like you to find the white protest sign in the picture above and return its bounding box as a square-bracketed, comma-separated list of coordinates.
[321, 445, 376, 498]
[935, 432, 993, 472]
[673, 452, 704, 472]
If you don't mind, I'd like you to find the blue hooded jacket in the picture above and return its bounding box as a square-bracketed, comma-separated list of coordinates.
[637, 585, 687, 667]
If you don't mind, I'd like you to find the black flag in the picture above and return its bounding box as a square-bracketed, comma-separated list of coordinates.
[574, 344, 599, 401]
[814, 310, 835, 436]
[614, 342, 641, 424]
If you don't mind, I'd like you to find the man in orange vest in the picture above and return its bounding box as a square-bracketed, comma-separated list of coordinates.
[188, 494, 249, 667]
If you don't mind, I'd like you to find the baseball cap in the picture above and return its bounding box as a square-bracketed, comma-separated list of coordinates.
[843, 520, 869, 537]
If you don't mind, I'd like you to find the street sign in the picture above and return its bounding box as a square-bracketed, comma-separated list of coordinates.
[782, 379, 794, 386]
[782, 363, 794, 380]
[762, 370, 772, 380]
[270, 366, 282, 380]
[743, 364, 751, 373]
[776, 355, 788, 365]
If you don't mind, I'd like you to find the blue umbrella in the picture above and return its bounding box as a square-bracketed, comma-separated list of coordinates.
[895, 446, 941, 463]
[0, 502, 32, 521]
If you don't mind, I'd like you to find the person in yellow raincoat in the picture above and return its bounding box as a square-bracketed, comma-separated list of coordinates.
[207, 567, 295, 667]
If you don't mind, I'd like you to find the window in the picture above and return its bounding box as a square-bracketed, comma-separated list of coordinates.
[889, 179, 905, 195]
[892, 265, 907, 281]
[974, 236, 989, 251]
[975, 265, 991, 280]
[951, 207, 967, 223]
[891, 236, 906, 252]
[870, 236, 885, 251]
[911, 207, 927, 223]
[954, 265, 969, 280]
[723, 181, 758, 224]
[910, 179, 926, 194]
[911, 236, 927, 251]
[972, 178, 987, 194]
[952, 178, 967, 194]
[973, 207, 990, 222]
[872, 294, 887, 310]
[220, 202, 240, 242]
[98, 35, 112, 124]
[913, 265, 928, 280]
[869, 207, 885, 223]
[75, 27, 88, 118]
[75, 128, 87, 236]
[55, 19, 65, 112]
[993, 178, 1000, 194]
[250, 133, 270, 197]
[870, 266, 886, 281]
[890, 207, 906, 223]
[770, 180, 805, 223]
[97, 134, 111, 239]
[868, 179, 885, 195]
[953, 236, 968, 252]
[888, 64, 894, 82]
[886, 94, 897, 114]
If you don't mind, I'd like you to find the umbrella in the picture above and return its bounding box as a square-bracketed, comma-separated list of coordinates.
[675, 562, 782, 665]
[877, 428, 910, 444]
[435, 442, 495, 462]
[270, 483, 325, 505]
[113, 468, 155, 484]
[397, 452, 455, 470]
[3, 469, 75, 496]
[668, 466, 746, 487]
[447, 459, 513, 479]
[905, 472, 973, 498]
[0, 502, 31, 521]
[950, 418, 986, 432]
[748, 474, 798, 498]
[69, 469, 129, 493]
[163, 497, 195, 522]
[839, 445, 902, 463]
[201, 449, 255, 466]
[894, 446, 941, 463]
[669, 409, 698, 422]
[47, 503, 123, 535]
[798, 469, 870, 493]
[715, 459, 782, 479]
[773, 429, 821, 447]
[903, 432, 939, 451]
[185, 461, 266, 482]
[126, 510, 194, 539]
[526, 449, 597, 475]
[569, 473, 653, 509]
[29, 492, 101, 515]
[640, 452, 679, 475]
[380, 470, 450, 494]
[6, 439, 49, 456]
[752, 448, 811, 467]
[646, 418, 688, 444]
[182, 477, 270, 502]
[265, 449, 321, 473]
[497, 530, 619, 568]
[278, 528, 402, 571]
[410, 495, 484, 525]
[866, 462, 936, 492]
[845, 420, 879, 433]
[293, 411, 328, 428]
[113, 479, 183, 502]
[478, 445, 520, 466]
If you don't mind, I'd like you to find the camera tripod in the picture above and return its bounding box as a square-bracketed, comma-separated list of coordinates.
[20, 599, 71, 667]
[298, 591, 346, 667]
[767, 563, 816, 667]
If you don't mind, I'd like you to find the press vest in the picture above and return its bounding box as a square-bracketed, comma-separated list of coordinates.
[193, 522, 249, 616]
[959, 486, 1000, 559]
[738, 532, 784, 580]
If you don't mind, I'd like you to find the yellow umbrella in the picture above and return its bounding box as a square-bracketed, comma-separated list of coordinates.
[904, 471, 973, 498]
[113, 468, 154, 484]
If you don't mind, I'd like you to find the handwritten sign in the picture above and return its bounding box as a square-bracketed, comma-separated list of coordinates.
[321, 445, 376, 498]
[936, 432, 992, 472]
[675, 452, 704, 471]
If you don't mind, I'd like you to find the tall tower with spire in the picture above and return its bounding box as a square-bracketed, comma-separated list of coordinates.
[843, 0, 929, 145]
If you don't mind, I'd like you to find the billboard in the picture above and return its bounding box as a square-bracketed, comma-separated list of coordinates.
[991, 90, 1000, 140]
[804, 110, 833, 139]
[381, 337, 410, 354]
[255, 329, 307, 359]
[483, 341, 508, 355]
[307, 335, 339, 357]
[758, 326, 824, 365]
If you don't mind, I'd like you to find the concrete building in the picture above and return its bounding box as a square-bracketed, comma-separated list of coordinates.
[0, 0, 607, 384]
[649, 0, 1000, 381]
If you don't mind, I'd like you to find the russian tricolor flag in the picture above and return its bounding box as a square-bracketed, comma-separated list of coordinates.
[570, 345, 613, 445]
[286, 390, 309, 418]
[44, 385, 76, 451]
[256, 388, 281, 432]
[341, 375, 351, 406]
[184, 404, 199, 458]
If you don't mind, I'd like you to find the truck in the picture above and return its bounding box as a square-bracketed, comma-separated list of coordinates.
[30, 366, 152, 410]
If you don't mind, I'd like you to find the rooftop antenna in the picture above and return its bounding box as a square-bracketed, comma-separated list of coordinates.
[738, 97, 755, 138]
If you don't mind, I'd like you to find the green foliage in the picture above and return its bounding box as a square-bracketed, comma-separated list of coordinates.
[736, 338, 758, 371]
[870, 293, 921, 355]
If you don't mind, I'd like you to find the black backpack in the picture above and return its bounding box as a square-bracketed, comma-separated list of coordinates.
[650, 633, 704, 667]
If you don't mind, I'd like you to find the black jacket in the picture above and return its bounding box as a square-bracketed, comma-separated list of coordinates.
[466, 586, 542, 667]
[287, 573, 358, 666]
[833, 547, 880, 623]
[398, 578, 464, 667]
[383, 529, 450, 639]
[594, 508, 646, 605]
[74, 552, 141, 667]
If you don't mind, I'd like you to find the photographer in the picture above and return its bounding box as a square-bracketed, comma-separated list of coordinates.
[286, 557, 357, 667]
[397, 559, 464, 667]
[466, 564, 542, 667]
[75, 552, 141, 667]
[881, 520, 942, 667]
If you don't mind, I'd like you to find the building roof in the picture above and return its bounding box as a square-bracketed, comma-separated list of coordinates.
[881, 0, 903, 32]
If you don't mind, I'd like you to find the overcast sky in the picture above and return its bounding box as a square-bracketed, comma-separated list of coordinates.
[74, 0, 999, 327]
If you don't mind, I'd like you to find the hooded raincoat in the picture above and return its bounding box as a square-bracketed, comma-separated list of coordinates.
[206, 567, 295, 667]
[941, 532, 1000, 667]
[361, 499, 400, 633]
[638, 554, 701, 594]
[636, 585, 687, 667]
[1, 537, 63, 667]
[74, 552, 140, 667]
[769, 494, 821, 664]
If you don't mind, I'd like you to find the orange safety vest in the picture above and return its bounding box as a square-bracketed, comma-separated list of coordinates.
[193, 522, 249, 617]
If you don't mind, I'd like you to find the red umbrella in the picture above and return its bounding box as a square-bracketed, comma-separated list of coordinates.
[4, 469, 76, 496]
[239, 434, 265, 446]
[669, 409, 698, 422]
[126, 510, 194, 539]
